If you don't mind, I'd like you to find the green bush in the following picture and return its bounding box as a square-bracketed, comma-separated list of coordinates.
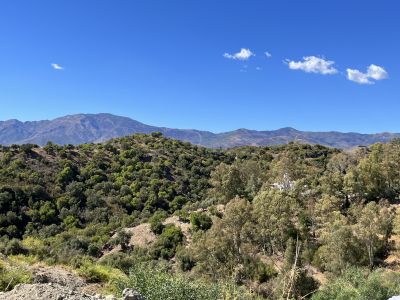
[152, 224, 183, 259]
[116, 263, 260, 300]
[175, 246, 196, 271]
[249, 259, 277, 283]
[78, 261, 126, 284]
[110, 230, 132, 251]
[149, 211, 167, 235]
[190, 212, 212, 231]
[21, 237, 48, 259]
[99, 248, 150, 274]
[169, 196, 187, 212]
[0, 259, 32, 291]
[312, 267, 400, 300]
[4, 239, 26, 256]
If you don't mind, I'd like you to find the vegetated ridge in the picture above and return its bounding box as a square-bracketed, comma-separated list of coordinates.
[1, 113, 399, 148]
[2, 134, 400, 299]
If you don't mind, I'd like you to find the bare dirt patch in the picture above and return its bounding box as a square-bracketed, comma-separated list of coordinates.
[31, 263, 86, 289]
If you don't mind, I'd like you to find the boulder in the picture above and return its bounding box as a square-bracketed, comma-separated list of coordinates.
[122, 288, 146, 300]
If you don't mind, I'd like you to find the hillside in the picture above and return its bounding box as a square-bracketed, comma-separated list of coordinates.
[2, 134, 400, 299]
[1, 113, 399, 148]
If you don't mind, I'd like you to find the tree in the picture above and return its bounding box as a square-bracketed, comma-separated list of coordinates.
[313, 194, 343, 239]
[345, 143, 400, 201]
[320, 152, 357, 199]
[57, 166, 76, 186]
[191, 197, 257, 282]
[209, 164, 246, 203]
[269, 148, 307, 182]
[252, 189, 297, 254]
[314, 213, 362, 274]
[352, 201, 393, 268]
[278, 237, 319, 300]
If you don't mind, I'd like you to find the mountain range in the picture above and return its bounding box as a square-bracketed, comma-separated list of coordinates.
[0, 113, 399, 149]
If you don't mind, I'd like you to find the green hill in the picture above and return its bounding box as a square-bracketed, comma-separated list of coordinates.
[1, 134, 400, 299]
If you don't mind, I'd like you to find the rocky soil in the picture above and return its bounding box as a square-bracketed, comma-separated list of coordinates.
[31, 264, 86, 289]
[0, 259, 146, 300]
[0, 284, 145, 300]
[0, 283, 96, 300]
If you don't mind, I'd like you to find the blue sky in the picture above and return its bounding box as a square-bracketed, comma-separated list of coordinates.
[0, 0, 399, 133]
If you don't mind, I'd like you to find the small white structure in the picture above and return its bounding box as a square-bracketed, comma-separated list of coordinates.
[271, 173, 294, 191]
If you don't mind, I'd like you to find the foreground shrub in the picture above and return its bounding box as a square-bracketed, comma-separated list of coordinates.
[0, 258, 32, 291]
[116, 263, 261, 300]
[312, 267, 400, 300]
[78, 261, 126, 284]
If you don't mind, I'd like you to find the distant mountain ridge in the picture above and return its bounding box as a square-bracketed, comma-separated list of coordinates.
[0, 113, 399, 149]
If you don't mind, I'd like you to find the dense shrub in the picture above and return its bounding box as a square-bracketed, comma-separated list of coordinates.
[78, 261, 126, 284]
[149, 211, 167, 235]
[312, 268, 400, 300]
[152, 225, 183, 259]
[190, 212, 212, 231]
[116, 263, 261, 300]
[110, 230, 132, 251]
[0, 258, 32, 291]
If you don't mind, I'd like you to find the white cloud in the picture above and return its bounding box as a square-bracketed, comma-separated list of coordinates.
[346, 69, 373, 84]
[286, 56, 338, 75]
[51, 63, 64, 70]
[366, 64, 388, 80]
[223, 48, 254, 60]
[265, 51, 272, 58]
[346, 64, 388, 84]
[256, 66, 262, 71]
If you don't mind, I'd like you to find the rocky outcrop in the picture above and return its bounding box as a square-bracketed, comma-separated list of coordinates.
[0, 283, 95, 300]
[0, 284, 145, 300]
[122, 288, 146, 300]
[0, 253, 146, 300]
[31, 264, 86, 289]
